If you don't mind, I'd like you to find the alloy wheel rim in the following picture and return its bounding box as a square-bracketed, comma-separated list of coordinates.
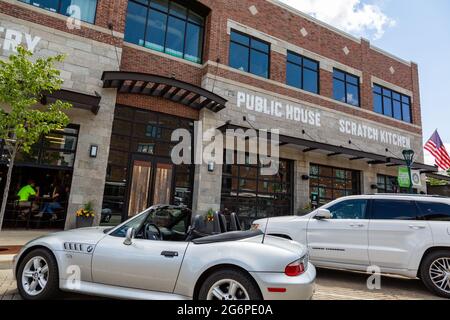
[429, 257, 450, 294]
[21, 256, 49, 296]
[207, 279, 250, 300]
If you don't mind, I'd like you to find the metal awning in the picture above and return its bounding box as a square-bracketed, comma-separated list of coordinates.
[101, 71, 227, 113]
[218, 122, 438, 173]
[41, 89, 101, 115]
[427, 173, 450, 182]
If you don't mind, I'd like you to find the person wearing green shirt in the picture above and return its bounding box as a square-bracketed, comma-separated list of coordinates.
[18, 181, 37, 202]
[17, 180, 39, 215]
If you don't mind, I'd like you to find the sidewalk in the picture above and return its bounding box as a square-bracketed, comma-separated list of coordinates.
[0, 230, 55, 270]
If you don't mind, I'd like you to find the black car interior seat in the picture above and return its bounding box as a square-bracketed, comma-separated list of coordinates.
[229, 212, 242, 231]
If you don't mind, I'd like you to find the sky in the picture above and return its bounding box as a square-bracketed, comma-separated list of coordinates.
[279, 0, 450, 166]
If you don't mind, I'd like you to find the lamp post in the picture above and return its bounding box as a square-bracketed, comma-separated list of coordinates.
[402, 149, 415, 194]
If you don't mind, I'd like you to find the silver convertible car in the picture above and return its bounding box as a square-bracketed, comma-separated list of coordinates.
[13, 205, 315, 300]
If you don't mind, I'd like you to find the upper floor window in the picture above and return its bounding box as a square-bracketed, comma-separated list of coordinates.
[373, 84, 412, 123]
[19, 0, 97, 24]
[124, 0, 205, 64]
[286, 51, 319, 94]
[333, 69, 360, 107]
[229, 30, 270, 79]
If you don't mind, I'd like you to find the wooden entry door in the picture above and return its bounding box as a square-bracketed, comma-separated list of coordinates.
[127, 156, 174, 218]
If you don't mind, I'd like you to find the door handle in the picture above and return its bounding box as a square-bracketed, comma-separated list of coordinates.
[408, 225, 426, 230]
[350, 224, 365, 228]
[161, 251, 179, 258]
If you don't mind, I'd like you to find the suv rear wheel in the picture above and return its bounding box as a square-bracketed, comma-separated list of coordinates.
[420, 250, 450, 299]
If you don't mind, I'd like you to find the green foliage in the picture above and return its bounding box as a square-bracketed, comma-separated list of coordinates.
[0, 46, 71, 153]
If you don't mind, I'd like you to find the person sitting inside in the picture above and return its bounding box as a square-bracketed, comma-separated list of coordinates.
[36, 182, 67, 221]
[17, 180, 39, 219]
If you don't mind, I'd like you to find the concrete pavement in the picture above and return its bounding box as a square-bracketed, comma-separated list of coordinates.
[1, 267, 445, 300]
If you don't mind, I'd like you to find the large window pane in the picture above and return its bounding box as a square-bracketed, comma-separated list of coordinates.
[250, 50, 269, 78]
[145, 9, 167, 51]
[229, 42, 249, 72]
[286, 62, 301, 88]
[22, 0, 97, 23]
[124, 1, 147, 46]
[165, 16, 186, 58]
[347, 84, 359, 106]
[184, 23, 203, 63]
[333, 79, 346, 103]
[374, 93, 383, 114]
[393, 100, 402, 120]
[402, 103, 411, 123]
[60, 0, 98, 23]
[303, 68, 318, 93]
[383, 96, 393, 117]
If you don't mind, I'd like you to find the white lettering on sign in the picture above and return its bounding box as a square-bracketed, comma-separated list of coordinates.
[339, 119, 411, 148]
[0, 27, 41, 53]
[237, 92, 321, 127]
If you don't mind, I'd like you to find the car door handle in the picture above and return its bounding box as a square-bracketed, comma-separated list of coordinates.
[349, 223, 365, 228]
[408, 225, 426, 230]
[161, 251, 179, 258]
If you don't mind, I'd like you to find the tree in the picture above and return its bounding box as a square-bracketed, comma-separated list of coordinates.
[0, 46, 71, 230]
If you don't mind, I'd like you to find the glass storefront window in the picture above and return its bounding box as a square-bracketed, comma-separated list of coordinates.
[102, 106, 195, 225]
[310, 164, 361, 205]
[14, 125, 79, 169]
[220, 155, 293, 229]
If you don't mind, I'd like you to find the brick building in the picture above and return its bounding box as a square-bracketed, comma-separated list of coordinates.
[0, 0, 437, 230]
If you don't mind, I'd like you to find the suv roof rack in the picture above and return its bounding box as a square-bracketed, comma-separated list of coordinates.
[366, 193, 449, 198]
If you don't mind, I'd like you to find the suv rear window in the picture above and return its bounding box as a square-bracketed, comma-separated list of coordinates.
[416, 202, 450, 221]
[371, 200, 418, 220]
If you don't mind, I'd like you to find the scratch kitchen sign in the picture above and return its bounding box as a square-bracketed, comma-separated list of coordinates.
[236, 91, 412, 149]
[0, 26, 41, 53]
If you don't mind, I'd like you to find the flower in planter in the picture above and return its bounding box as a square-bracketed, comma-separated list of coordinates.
[76, 202, 95, 218]
[206, 209, 215, 222]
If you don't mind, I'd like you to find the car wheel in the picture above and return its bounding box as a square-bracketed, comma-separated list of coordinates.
[198, 269, 262, 300]
[17, 248, 60, 300]
[420, 250, 450, 299]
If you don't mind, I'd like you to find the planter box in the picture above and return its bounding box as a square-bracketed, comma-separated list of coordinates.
[76, 217, 94, 229]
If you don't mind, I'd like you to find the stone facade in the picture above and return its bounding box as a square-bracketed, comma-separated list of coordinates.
[0, 13, 121, 229]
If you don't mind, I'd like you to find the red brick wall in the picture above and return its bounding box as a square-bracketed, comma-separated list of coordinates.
[1, 0, 422, 134]
[116, 94, 199, 120]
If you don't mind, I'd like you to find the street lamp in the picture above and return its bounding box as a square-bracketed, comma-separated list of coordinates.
[402, 149, 415, 194]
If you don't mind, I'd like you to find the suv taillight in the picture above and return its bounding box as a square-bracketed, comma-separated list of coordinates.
[285, 259, 305, 277]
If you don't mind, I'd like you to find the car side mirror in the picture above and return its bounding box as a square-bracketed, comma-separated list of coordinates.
[123, 227, 135, 246]
[314, 209, 333, 220]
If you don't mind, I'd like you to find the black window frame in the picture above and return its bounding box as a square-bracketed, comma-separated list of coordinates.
[14, 124, 80, 170]
[19, 0, 98, 24]
[229, 29, 271, 79]
[309, 164, 361, 205]
[373, 84, 412, 123]
[221, 154, 293, 228]
[124, 0, 206, 64]
[286, 51, 320, 94]
[333, 68, 361, 107]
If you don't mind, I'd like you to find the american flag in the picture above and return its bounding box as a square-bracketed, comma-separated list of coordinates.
[424, 130, 450, 170]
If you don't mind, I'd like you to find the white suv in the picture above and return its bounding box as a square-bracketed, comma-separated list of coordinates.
[253, 195, 450, 298]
